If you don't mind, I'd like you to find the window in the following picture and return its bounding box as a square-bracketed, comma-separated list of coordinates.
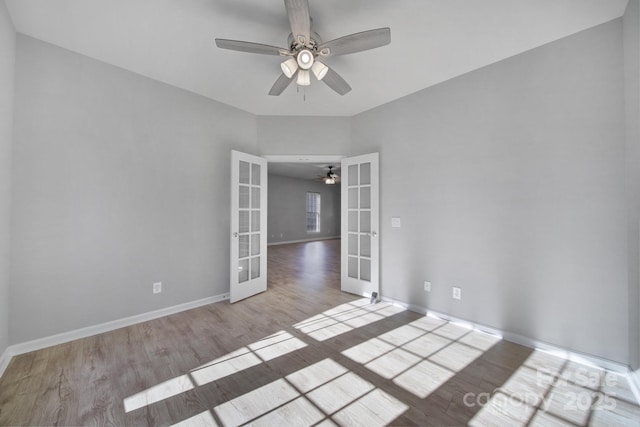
[306, 192, 321, 233]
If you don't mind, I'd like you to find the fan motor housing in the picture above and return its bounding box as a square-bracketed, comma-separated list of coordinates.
[288, 32, 322, 51]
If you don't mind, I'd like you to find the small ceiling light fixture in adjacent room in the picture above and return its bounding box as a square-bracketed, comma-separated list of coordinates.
[323, 166, 338, 184]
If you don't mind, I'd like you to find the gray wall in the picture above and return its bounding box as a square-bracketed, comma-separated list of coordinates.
[257, 116, 351, 155]
[4, 11, 637, 368]
[624, 0, 640, 370]
[0, 0, 15, 356]
[352, 20, 628, 363]
[267, 174, 340, 244]
[10, 36, 257, 343]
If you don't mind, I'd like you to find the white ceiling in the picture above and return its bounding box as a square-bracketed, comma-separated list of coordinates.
[5, 0, 628, 117]
[269, 163, 340, 181]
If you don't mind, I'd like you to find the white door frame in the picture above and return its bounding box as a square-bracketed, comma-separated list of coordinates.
[262, 155, 345, 165]
[258, 154, 380, 298]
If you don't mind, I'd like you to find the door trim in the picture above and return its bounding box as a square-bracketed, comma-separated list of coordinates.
[263, 154, 345, 164]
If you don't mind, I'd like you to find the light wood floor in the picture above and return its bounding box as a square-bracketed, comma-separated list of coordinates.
[0, 239, 638, 426]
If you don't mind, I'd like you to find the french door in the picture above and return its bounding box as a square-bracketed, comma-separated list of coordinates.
[341, 153, 379, 297]
[230, 150, 267, 303]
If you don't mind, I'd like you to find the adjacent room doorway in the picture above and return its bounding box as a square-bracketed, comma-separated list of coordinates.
[229, 152, 379, 302]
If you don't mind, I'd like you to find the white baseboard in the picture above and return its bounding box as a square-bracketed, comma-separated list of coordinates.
[0, 347, 11, 379]
[0, 292, 229, 378]
[267, 236, 340, 246]
[382, 296, 632, 375]
[629, 369, 640, 405]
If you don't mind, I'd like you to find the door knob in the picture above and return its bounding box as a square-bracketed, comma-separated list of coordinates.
[233, 232, 239, 238]
[371, 231, 377, 237]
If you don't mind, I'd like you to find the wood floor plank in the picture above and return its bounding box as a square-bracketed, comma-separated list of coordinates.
[1, 239, 638, 426]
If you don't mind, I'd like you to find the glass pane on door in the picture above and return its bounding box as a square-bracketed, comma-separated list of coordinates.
[348, 212, 358, 232]
[348, 188, 358, 209]
[360, 187, 371, 209]
[251, 211, 260, 232]
[348, 234, 358, 256]
[239, 161, 250, 184]
[251, 187, 260, 209]
[360, 163, 371, 185]
[238, 259, 249, 283]
[239, 186, 250, 209]
[348, 256, 358, 279]
[360, 235, 371, 257]
[251, 256, 260, 279]
[239, 235, 249, 258]
[239, 211, 250, 233]
[360, 259, 371, 282]
[349, 164, 358, 186]
[251, 234, 260, 256]
[251, 164, 261, 185]
[360, 212, 371, 233]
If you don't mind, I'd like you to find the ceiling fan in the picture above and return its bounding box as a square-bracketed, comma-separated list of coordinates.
[214, 0, 390, 96]
[318, 166, 340, 185]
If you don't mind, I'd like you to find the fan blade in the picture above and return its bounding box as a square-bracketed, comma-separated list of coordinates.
[284, 0, 311, 46]
[215, 39, 290, 56]
[268, 73, 295, 96]
[318, 28, 391, 57]
[322, 67, 351, 95]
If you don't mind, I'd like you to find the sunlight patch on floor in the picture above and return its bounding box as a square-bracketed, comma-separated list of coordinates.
[286, 358, 348, 393]
[214, 379, 301, 426]
[468, 350, 640, 427]
[124, 374, 195, 413]
[190, 347, 262, 387]
[171, 410, 218, 427]
[125, 299, 403, 418]
[208, 358, 407, 427]
[293, 299, 406, 342]
[341, 317, 500, 400]
[123, 296, 640, 427]
[469, 390, 537, 427]
[394, 359, 456, 399]
[125, 331, 306, 413]
[247, 330, 307, 361]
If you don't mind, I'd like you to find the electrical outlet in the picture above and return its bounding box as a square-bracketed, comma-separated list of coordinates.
[424, 281, 431, 292]
[153, 282, 162, 294]
[452, 287, 461, 300]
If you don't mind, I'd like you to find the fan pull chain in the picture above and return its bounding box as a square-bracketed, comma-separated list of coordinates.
[295, 85, 307, 102]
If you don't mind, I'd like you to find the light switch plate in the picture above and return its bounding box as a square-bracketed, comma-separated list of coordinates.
[391, 217, 401, 228]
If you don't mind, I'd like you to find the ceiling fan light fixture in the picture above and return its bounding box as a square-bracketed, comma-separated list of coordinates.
[311, 60, 328, 80]
[323, 166, 338, 184]
[297, 69, 311, 86]
[280, 58, 298, 78]
[296, 49, 314, 70]
[215, 0, 391, 96]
